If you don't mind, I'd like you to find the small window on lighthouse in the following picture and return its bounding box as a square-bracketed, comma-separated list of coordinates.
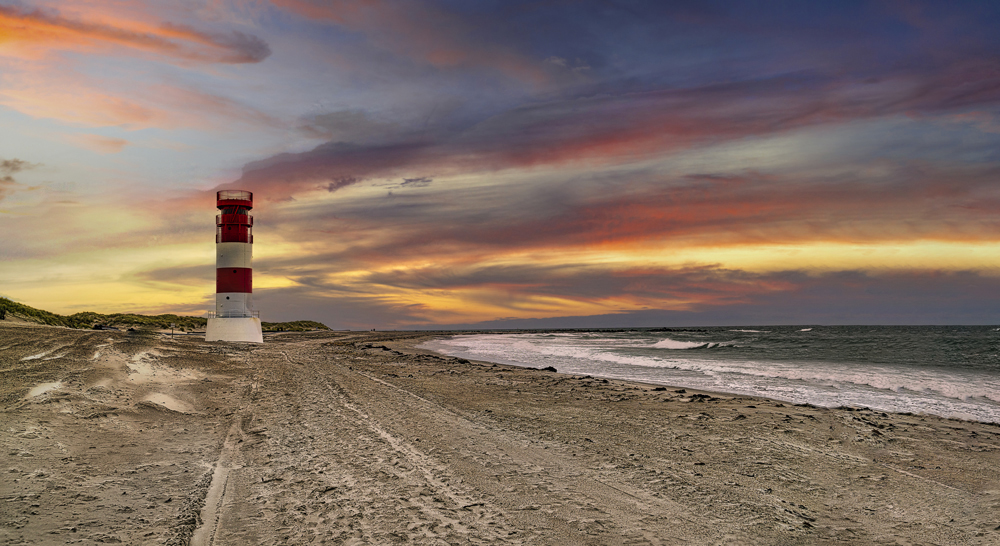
[226, 296, 230, 300]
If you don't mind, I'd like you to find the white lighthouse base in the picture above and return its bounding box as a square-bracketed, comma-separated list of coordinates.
[206, 317, 263, 343]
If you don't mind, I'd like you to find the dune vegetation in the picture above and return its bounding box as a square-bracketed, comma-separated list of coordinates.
[0, 297, 329, 332]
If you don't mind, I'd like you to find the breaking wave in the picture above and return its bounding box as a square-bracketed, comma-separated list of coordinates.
[652, 338, 733, 350]
[420, 327, 1000, 423]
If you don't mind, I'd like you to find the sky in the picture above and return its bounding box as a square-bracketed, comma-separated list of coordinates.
[1, 0, 1000, 329]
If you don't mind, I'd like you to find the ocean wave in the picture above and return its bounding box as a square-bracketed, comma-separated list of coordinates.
[595, 354, 1000, 404]
[652, 338, 732, 350]
[421, 331, 1000, 422]
[456, 335, 1000, 405]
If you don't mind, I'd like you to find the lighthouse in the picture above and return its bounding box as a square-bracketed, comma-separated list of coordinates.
[205, 189, 263, 343]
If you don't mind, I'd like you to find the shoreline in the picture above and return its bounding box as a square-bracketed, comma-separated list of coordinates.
[393, 332, 788, 400]
[403, 332, 1000, 427]
[3, 323, 1000, 543]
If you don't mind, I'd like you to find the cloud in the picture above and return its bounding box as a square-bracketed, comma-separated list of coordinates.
[131, 263, 214, 288]
[10, 0, 1000, 329]
[425, 269, 1000, 329]
[299, 110, 400, 142]
[152, 251, 1000, 328]
[0, 4, 270, 64]
[222, 52, 1000, 202]
[0, 5, 280, 130]
[270, 0, 548, 84]
[132, 256, 440, 328]
[152, 83, 283, 128]
[232, 139, 432, 197]
[0, 158, 35, 175]
[256, 161, 1000, 274]
[0, 177, 17, 201]
[67, 133, 129, 154]
[253, 285, 434, 329]
[361, 262, 785, 312]
[0, 157, 38, 202]
[398, 177, 432, 188]
[0, 72, 281, 129]
[0, 80, 164, 128]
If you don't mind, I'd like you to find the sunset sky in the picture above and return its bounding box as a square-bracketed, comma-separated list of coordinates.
[2, 0, 999, 329]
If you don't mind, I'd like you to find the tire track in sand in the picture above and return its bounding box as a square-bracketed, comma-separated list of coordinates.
[310, 342, 702, 544]
[191, 345, 259, 546]
[298, 344, 517, 544]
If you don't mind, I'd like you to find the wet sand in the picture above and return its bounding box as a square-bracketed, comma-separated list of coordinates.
[2, 321, 1000, 544]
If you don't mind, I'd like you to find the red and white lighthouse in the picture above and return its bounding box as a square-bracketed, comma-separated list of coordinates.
[205, 189, 263, 343]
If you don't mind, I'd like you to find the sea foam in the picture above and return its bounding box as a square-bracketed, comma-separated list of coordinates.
[423, 328, 1000, 423]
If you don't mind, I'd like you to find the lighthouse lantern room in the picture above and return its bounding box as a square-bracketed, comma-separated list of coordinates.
[205, 189, 263, 343]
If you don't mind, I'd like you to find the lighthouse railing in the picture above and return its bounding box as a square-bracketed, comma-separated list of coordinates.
[217, 190, 252, 201]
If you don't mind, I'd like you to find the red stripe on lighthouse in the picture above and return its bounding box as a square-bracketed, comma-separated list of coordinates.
[217, 267, 253, 293]
[219, 224, 251, 243]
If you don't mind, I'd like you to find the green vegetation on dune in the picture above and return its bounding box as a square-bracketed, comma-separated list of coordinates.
[261, 320, 330, 332]
[0, 297, 330, 332]
[69, 312, 210, 331]
[0, 297, 73, 327]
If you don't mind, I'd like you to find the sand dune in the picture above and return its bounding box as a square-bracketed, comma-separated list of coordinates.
[2, 322, 999, 544]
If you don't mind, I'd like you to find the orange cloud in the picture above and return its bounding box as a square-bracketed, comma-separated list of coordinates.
[152, 84, 283, 128]
[0, 80, 168, 127]
[0, 4, 270, 64]
[0, 5, 278, 130]
[67, 133, 129, 153]
[0, 69, 280, 130]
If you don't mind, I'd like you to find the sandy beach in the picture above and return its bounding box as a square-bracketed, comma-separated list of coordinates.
[2, 321, 1000, 545]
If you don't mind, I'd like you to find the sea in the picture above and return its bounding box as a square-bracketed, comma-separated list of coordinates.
[419, 326, 1000, 424]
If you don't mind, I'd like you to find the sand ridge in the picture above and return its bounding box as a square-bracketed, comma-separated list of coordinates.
[2, 322, 1000, 544]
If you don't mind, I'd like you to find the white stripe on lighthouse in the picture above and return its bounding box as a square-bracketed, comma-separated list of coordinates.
[216, 242, 252, 269]
[216, 293, 253, 317]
